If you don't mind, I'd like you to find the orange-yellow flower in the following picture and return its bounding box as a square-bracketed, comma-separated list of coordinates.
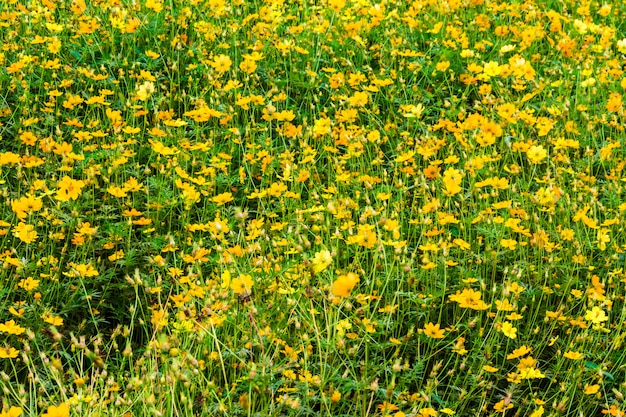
[563, 351, 584, 360]
[66, 262, 99, 278]
[12, 222, 38, 244]
[11, 195, 43, 219]
[449, 288, 489, 310]
[210, 54, 232, 72]
[212, 192, 234, 206]
[442, 167, 464, 196]
[506, 345, 532, 360]
[436, 60, 450, 72]
[41, 403, 69, 417]
[332, 272, 359, 297]
[313, 117, 332, 137]
[55, 176, 85, 201]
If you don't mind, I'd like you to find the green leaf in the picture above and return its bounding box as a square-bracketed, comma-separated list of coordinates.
[602, 371, 615, 381]
[431, 392, 444, 406]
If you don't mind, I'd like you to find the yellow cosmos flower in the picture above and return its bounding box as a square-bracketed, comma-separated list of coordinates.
[563, 351, 583, 360]
[526, 145, 548, 164]
[0, 320, 26, 335]
[507, 345, 532, 360]
[66, 262, 99, 278]
[0, 347, 19, 359]
[311, 249, 332, 274]
[529, 406, 544, 417]
[501, 321, 517, 339]
[55, 176, 85, 201]
[210, 54, 232, 72]
[332, 272, 359, 297]
[230, 274, 254, 294]
[482, 365, 499, 373]
[423, 322, 445, 339]
[449, 288, 490, 310]
[41, 403, 70, 417]
[12, 222, 38, 244]
[11, 195, 43, 219]
[585, 306, 608, 325]
[212, 192, 234, 206]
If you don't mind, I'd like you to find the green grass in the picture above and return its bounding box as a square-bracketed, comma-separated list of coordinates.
[1, 0, 626, 416]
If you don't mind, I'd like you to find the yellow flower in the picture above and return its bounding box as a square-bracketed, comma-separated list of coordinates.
[436, 60, 450, 72]
[66, 262, 99, 278]
[495, 299, 515, 311]
[501, 321, 517, 339]
[107, 185, 128, 198]
[55, 176, 85, 201]
[0, 406, 22, 417]
[17, 277, 39, 292]
[526, 145, 548, 164]
[596, 228, 610, 251]
[500, 238, 517, 250]
[418, 408, 437, 417]
[506, 345, 532, 360]
[311, 249, 332, 274]
[519, 367, 545, 379]
[585, 306, 608, 325]
[220, 270, 232, 290]
[482, 365, 499, 373]
[12, 222, 38, 244]
[0, 320, 26, 335]
[563, 351, 583, 360]
[212, 192, 234, 206]
[348, 224, 377, 248]
[239, 59, 257, 74]
[332, 272, 359, 297]
[493, 400, 513, 412]
[230, 274, 254, 294]
[11, 195, 43, 219]
[135, 80, 155, 101]
[41, 403, 69, 417]
[0, 347, 19, 359]
[348, 91, 369, 106]
[449, 288, 489, 310]
[482, 61, 501, 78]
[149, 139, 178, 155]
[584, 384, 600, 395]
[452, 337, 468, 355]
[335, 318, 352, 337]
[145, 0, 163, 12]
[442, 167, 464, 196]
[210, 54, 232, 72]
[423, 322, 445, 339]
[41, 312, 64, 326]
